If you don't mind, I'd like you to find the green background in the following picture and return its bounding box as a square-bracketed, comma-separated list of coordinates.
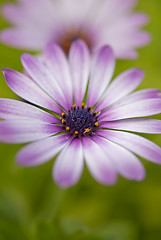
[0, 0, 161, 239]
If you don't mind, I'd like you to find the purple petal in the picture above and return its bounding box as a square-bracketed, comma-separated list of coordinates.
[0, 28, 44, 50]
[69, 40, 90, 106]
[0, 120, 61, 143]
[100, 99, 161, 121]
[92, 135, 145, 181]
[21, 53, 71, 110]
[2, 69, 61, 113]
[16, 134, 71, 166]
[119, 89, 161, 106]
[82, 137, 117, 185]
[44, 43, 73, 107]
[53, 138, 84, 188]
[0, 98, 59, 123]
[98, 130, 161, 164]
[87, 46, 115, 107]
[96, 68, 144, 111]
[101, 118, 161, 134]
[2, 4, 24, 25]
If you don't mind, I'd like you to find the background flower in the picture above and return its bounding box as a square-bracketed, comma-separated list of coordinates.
[0, 0, 151, 59]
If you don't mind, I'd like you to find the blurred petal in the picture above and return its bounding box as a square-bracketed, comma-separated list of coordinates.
[17, 134, 71, 166]
[101, 118, 161, 134]
[0, 120, 61, 143]
[53, 138, 84, 188]
[0, 98, 58, 123]
[82, 137, 117, 185]
[98, 130, 161, 164]
[100, 99, 161, 121]
[93, 135, 145, 181]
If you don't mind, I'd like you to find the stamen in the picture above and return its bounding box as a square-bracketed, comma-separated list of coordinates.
[81, 103, 85, 108]
[94, 111, 97, 115]
[62, 105, 99, 136]
[61, 119, 66, 124]
[85, 128, 91, 133]
[61, 112, 65, 117]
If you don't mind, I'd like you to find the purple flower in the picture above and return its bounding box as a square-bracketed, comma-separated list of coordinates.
[1, 40, 161, 188]
[0, 0, 151, 59]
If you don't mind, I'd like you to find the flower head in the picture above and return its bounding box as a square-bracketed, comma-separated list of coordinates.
[1, 40, 161, 188]
[1, 0, 151, 59]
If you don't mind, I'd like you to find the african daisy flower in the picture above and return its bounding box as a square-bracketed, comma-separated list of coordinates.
[1, 40, 161, 188]
[0, 0, 151, 59]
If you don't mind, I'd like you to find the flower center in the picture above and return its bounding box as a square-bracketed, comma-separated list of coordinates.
[58, 28, 92, 55]
[61, 103, 99, 136]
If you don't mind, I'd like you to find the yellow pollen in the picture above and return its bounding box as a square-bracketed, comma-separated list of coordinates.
[66, 127, 70, 131]
[75, 131, 79, 135]
[88, 106, 92, 109]
[81, 103, 85, 107]
[94, 111, 97, 115]
[73, 104, 76, 108]
[95, 122, 99, 127]
[61, 112, 65, 117]
[61, 119, 65, 124]
[85, 128, 90, 133]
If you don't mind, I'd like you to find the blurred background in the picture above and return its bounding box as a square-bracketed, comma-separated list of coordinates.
[0, 0, 161, 239]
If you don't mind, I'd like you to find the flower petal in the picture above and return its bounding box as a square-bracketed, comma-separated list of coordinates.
[16, 134, 71, 166]
[21, 53, 70, 110]
[82, 137, 117, 185]
[0, 120, 61, 143]
[0, 98, 59, 123]
[44, 43, 73, 107]
[98, 130, 161, 164]
[92, 135, 145, 181]
[0, 28, 44, 50]
[100, 99, 161, 121]
[53, 138, 84, 188]
[96, 68, 144, 111]
[69, 40, 90, 106]
[119, 89, 161, 106]
[101, 118, 161, 134]
[2, 69, 61, 113]
[87, 46, 115, 106]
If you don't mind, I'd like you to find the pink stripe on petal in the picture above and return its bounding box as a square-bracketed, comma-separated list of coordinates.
[100, 99, 161, 121]
[82, 137, 117, 185]
[98, 130, 161, 164]
[44, 43, 73, 107]
[53, 138, 84, 188]
[0, 98, 58, 123]
[87, 46, 115, 107]
[119, 89, 161, 106]
[2, 69, 61, 113]
[96, 68, 144, 111]
[92, 135, 145, 181]
[0, 28, 44, 50]
[21, 53, 70, 110]
[0, 120, 61, 143]
[69, 40, 90, 106]
[16, 134, 71, 166]
[101, 118, 161, 134]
